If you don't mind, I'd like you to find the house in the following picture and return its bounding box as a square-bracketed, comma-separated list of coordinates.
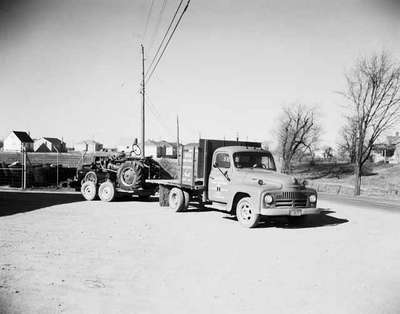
[159, 141, 178, 157]
[74, 140, 103, 153]
[144, 140, 166, 158]
[34, 137, 67, 153]
[371, 132, 400, 163]
[3, 131, 34, 152]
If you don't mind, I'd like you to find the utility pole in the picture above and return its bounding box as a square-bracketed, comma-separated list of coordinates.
[141, 44, 146, 157]
[176, 115, 180, 164]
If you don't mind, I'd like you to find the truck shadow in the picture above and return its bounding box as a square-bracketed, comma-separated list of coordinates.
[0, 191, 82, 217]
[222, 209, 349, 229]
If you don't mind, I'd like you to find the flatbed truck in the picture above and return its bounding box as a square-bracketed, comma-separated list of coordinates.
[149, 139, 319, 228]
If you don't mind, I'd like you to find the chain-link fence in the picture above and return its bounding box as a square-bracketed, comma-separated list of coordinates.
[0, 151, 90, 189]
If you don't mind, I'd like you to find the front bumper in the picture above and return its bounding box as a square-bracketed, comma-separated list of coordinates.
[260, 207, 320, 216]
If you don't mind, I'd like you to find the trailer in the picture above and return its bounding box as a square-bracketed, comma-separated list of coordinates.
[149, 139, 320, 228]
[75, 152, 171, 202]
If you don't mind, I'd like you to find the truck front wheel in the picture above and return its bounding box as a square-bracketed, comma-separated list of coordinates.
[236, 197, 260, 228]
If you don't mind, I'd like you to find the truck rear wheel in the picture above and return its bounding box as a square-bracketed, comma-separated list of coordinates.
[236, 197, 260, 228]
[183, 190, 190, 210]
[98, 181, 115, 202]
[169, 188, 186, 212]
[81, 181, 97, 201]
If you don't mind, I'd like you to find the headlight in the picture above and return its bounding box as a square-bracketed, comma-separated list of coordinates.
[264, 194, 273, 205]
[309, 194, 317, 203]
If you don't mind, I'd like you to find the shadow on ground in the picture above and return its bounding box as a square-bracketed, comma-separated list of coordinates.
[221, 209, 349, 229]
[0, 191, 83, 217]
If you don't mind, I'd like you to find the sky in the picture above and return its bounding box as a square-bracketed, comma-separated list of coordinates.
[1, 0, 400, 148]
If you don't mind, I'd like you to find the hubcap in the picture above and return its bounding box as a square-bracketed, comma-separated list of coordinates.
[103, 186, 111, 198]
[121, 168, 136, 186]
[85, 173, 96, 183]
[239, 202, 253, 221]
[84, 185, 93, 195]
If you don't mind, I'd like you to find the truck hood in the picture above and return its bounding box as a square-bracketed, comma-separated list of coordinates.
[236, 168, 301, 190]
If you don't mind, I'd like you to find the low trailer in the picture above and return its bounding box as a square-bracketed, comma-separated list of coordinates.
[75, 153, 169, 202]
[149, 139, 320, 228]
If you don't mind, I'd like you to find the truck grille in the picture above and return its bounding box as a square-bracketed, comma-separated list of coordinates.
[274, 192, 308, 208]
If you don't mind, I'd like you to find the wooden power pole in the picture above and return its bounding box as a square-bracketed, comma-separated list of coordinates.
[141, 44, 146, 157]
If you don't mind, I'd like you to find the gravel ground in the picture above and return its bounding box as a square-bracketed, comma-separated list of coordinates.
[1, 191, 400, 314]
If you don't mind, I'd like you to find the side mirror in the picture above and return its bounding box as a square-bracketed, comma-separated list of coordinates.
[213, 162, 218, 168]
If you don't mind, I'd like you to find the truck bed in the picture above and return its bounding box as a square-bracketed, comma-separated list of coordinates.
[146, 178, 205, 190]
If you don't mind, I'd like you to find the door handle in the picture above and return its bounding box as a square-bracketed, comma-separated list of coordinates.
[209, 176, 215, 180]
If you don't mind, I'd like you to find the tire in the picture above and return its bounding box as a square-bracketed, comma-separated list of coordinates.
[116, 161, 144, 191]
[169, 188, 185, 212]
[84, 171, 97, 185]
[183, 190, 190, 210]
[98, 181, 116, 202]
[236, 197, 260, 228]
[81, 181, 97, 201]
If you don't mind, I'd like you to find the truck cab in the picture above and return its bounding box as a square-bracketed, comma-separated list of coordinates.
[208, 146, 319, 227]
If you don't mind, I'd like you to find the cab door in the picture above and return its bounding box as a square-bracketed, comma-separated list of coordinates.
[208, 152, 232, 203]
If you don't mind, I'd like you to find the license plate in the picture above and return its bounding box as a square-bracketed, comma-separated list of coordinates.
[289, 209, 302, 216]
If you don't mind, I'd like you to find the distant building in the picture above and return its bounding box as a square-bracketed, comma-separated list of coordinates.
[74, 140, 103, 153]
[3, 131, 34, 152]
[371, 132, 400, 164]
[144, 140, 166, 158]
[159, 141, 178, 157]
[34, 137, 67, 153]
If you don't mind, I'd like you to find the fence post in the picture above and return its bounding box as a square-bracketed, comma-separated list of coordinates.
[22, 146, 27, 190]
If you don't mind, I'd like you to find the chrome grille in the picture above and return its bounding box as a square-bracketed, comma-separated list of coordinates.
[274, 192, 308, 208]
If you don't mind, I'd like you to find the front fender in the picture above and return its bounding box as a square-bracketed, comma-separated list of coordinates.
[227, 186, 264, 214]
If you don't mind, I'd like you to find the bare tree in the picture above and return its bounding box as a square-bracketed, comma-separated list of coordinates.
[277, 104, 320, 173]
[342, 52, 400, 195]
[337, 116, 357, 163]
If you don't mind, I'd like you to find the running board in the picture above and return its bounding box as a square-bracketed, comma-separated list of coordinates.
[204, 202, 228, 212]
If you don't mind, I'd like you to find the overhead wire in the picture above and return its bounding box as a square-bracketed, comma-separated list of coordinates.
[145, 0, 191, 83]
[148, 0, 169, 54]
[142, 0, 156, 43]
[145, 0, 185, 79]
[146, 96, 176, 138]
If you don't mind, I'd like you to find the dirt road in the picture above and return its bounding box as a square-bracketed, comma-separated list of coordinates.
[1, 191, 400, 314]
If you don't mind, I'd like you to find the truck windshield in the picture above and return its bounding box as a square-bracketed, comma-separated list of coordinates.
[233, 152, 276, 170]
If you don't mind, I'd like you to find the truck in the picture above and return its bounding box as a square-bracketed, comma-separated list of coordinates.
[149, 139, 319, 228]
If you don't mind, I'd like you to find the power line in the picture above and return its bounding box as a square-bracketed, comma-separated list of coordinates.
[148, 0, 169, 53]
[142, 0, 156, 42]
[145, 0, 191, 83]
[146, 97, 176, 137]
[146, 0, 184, 78]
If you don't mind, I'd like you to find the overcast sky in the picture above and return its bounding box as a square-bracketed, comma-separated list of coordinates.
[1, 0, 400, 148]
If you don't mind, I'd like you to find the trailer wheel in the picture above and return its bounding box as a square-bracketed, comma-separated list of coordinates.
[81, 181, 97, 201]
[98, 181, 116, 202]
[169, 188, 185, 212]
[236, 197, 260, 228]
